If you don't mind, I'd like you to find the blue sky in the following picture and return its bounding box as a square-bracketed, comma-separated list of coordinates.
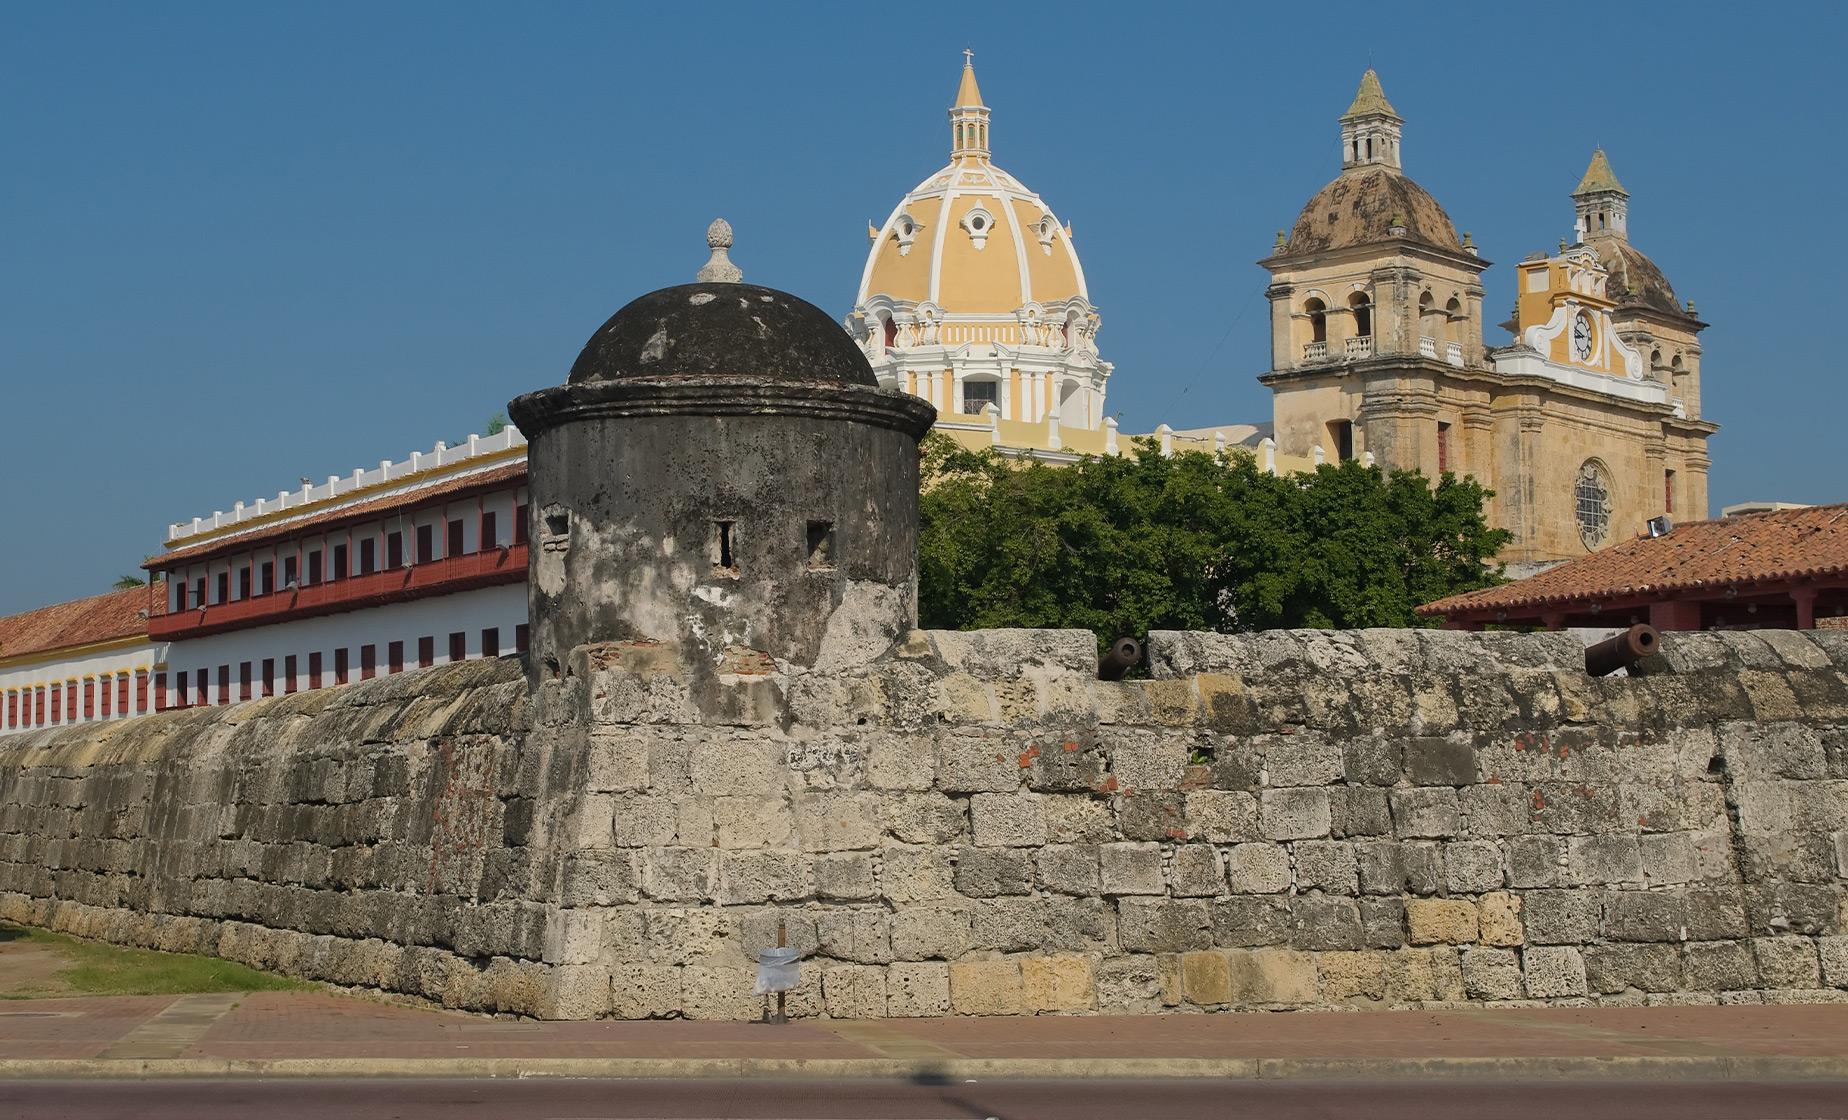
[3, 2, 1843, 615]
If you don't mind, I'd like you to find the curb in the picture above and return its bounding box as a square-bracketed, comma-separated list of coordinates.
[2, 1055, 1846, 1082]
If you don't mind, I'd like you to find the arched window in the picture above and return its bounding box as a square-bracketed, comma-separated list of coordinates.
[1305, 298, 1327, 343]
[1349, 292, 1372, 338]
[882, 315, 897, 349]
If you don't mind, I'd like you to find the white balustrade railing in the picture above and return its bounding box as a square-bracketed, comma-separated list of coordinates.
[1419, 336, 1438, 358]
[1302, 340, 1328, 361]
[1346, 335, 1374, 358]
[1446, 342, 1465, 367]
[167, 426, 528, 542]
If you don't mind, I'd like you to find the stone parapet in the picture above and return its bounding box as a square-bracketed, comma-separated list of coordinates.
[1, 628, 1845, 1018]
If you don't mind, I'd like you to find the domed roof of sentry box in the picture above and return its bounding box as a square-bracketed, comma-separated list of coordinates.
[567, 220, 878, 387]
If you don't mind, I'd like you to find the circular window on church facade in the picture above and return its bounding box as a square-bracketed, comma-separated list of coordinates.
[1574, 459, 1613, 549]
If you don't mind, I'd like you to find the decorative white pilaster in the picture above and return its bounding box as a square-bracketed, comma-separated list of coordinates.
[1104, 417, 1119, 456]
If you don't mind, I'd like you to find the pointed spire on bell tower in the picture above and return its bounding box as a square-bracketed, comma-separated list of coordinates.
[1339, 68, 1403, 171]
[1571, 148, 1630, 242]
[949, 49, 991, 161]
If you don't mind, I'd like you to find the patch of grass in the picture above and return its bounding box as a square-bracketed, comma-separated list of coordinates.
[1, 923, 311, 997]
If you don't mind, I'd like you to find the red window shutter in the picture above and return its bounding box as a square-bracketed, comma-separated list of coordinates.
[100, 679, 112, 718]
[449, 632, 466, 662]
[239, 662, 252, 701]
[285, 655, 298, 695]
[152, 672, 165, 713]
[360, 645, 376, 680]
[481, 628, 500, 659]
[218, 665, 231, 705]
[418, 637, 434, 668]
[309, 652, 324, 690]
[119, 675, 131, 714]
[261, 658, 275, 697]
[515, 624, 530, 653]
[514, 504, 529, 545]
[448, 519, 466, 558]
[388, 641, 404, 674]
[334, 649, 349, 684]
[196, 669, 208, 706]
[480, 511, 498, 550]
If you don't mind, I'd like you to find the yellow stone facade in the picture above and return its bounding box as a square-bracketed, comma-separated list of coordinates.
[1260, 73, 1717, 567]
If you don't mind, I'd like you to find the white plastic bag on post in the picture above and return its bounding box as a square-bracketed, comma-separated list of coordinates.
[755, 947, 801, 995]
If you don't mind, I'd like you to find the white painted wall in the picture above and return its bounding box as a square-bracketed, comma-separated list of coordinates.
[0, 642, 167, 735]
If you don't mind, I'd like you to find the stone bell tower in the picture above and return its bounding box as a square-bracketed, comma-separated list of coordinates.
[507, 221, 937, 683]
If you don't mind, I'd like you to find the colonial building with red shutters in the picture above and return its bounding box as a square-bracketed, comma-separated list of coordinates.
[144, 428, 532, 710]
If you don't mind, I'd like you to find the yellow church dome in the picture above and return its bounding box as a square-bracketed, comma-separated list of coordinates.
[856, 55, 1089, 316]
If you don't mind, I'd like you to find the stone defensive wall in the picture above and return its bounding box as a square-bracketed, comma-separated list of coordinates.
[2, 625, 1847, 1020]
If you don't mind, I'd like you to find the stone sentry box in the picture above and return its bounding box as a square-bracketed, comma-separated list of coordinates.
[508, 278, 935, 685]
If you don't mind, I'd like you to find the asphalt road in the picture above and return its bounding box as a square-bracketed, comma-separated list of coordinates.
[5, 1079, 1848, 1119]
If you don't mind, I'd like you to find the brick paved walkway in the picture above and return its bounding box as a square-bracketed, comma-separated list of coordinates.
[1, 991, 1845, 1073]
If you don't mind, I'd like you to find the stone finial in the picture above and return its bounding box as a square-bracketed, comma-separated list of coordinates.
[1273, 230, 1287, 252]
[697, 218, 743, 283]
[1686, 298, 1697, 314]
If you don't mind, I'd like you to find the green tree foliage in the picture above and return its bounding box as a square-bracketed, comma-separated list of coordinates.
[111, 575, 147, 591]
[917, 434, 1508, 643]
[485, 412, 508, 436]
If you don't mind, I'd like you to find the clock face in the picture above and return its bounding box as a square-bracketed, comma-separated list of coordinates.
[1571, 313, 1594, 361]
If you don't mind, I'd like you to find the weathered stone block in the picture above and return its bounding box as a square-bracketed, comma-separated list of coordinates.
[641, 847, 718, 903]
[866, 737, 935, 790]
[1683, 940, 1758, 990]
[1584, 943, 1683, 994]
[1507, 834, 1566, 888]
[1177, 949, 1229, 1005]
[1265, 735, 1344, 787]
[1099, 842, 1165, 896]
[1406, 898, 1478, 945]
[883, 794, 967, 846]
[1226, 842, 1291, 894]
[937, 737, 1022, 794]
[1390, 788, 1461, 838]
[1524, 889, 1600, 944]
[1260, 788, 1331, 841]
[1111, 738, 1190, 791]
[1522, 945, 1587, 998]
[1442, 841, 1504, 893]
[1021, 953, 1095, 1012]
[1478, 891, 1524, 947]
[688, 742, 782, 798]
[1461, 946, 1524, 1000]
[955, 847, 1033, 897]
[1225, 948, 1319, 1004]
[1822, 935, 1848, 988]
[1211, 896, 1292, 947]
[1343, 736, 1404, 786]
[1319, 950, 1386, 1001]
[718, 850, 811, 905]
[793, 792, 883, 852]
[1569, 834, 1644, 885]
[1035, 844, 1100, 895]
[949, 958, 1024, 1015]
[1603, 891, 1687, 943]
[1330, 786, 1392, 838]
[879, 845, 954, 903]
[1754, 936, 1822, 988]
[823, 964, 888, 1018]
[970, 793, 1048, 847]
[1182, 790, 1259, 842]
[890, 907, 972, 960]
[814, 907, 890, 964]
[1360, 897, 1406, 948]
[814, 852, 878, 901]
[681, 966, 762, 1021]
[1384, 947, 1466, 1002]
[1291, 895, 1364, 951]
[885, 961, 950, 1016]
[1406, 738, 1477, 786]
[1119, 897, 1212, 952]
[1169, 844, 1224, 897]
[1295, 841, 1359, 895]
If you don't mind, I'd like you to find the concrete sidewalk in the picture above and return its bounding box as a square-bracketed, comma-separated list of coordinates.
[3, 992, 1848, 1080]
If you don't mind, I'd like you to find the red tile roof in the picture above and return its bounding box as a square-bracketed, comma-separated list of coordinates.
[0, 583, 165, 663]
[1421, 503, 1848, 617]
[149, 461, 529, 569]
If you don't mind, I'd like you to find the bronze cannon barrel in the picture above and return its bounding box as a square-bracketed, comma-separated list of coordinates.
[1585, 623, 1660, 677]
[1099, 637, 1142, 681]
